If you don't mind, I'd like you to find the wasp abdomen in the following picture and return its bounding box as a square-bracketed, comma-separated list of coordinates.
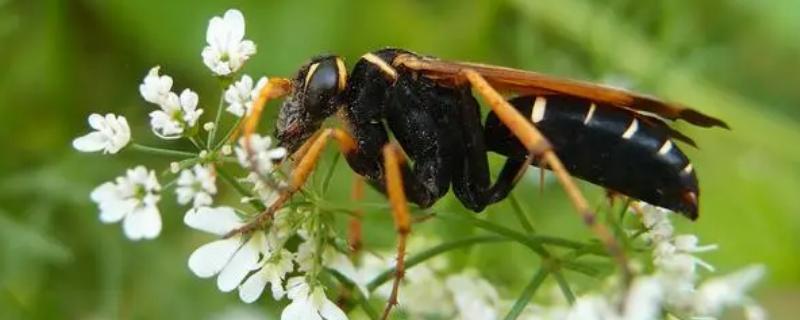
[484, 95, 699, 218]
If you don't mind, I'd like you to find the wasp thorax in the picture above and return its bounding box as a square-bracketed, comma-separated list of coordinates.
[276, 55, 347, 153]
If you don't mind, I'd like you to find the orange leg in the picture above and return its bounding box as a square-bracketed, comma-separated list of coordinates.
[380, 143, 412, 320]
[461, 69, 631, 283]
[226, 128, 358, 237]
[348, 175, 365, 255]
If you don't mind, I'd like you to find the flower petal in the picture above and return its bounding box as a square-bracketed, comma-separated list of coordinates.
[319, 296, 348, 320]
[223, 9, 245, 42]
[122, 205, 161, 240]
[188, 236, 242, 278]
[217, 234, 261, 292]
[239, 268, 268, 303]
[184, 206, 243, 235]
[72, 132, 107, 152]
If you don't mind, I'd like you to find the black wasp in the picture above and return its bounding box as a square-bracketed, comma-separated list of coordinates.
[236, 48, 727, 319]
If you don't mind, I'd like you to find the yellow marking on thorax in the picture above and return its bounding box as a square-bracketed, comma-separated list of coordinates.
[362, 53, 397, 80]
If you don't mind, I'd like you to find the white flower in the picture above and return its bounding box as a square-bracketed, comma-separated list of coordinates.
[639, 204, 674, 243]
[176, 164, 217, 208]
[90, 166, 161, 240]
[236, 134, 287, 174]
[149, 89, 204, 139]
[243, 172, 283, 205]
[225, 75, 268, 117]
[692, 265, 766, 317]
[202, 9, 256, 76]
[139, 66, 173, 105]
[185, 207, 268, 293]
[566, 295, 616, 320]
[446, 271, 502, 320]
[73, 113, 131, 154]
[281, 277, 348, 320]
[623, 276, 665, 320]
[239, 248, 294, 302]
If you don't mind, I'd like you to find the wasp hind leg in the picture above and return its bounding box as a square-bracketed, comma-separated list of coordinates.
[460, 69, 632, 284]
[379, 143, 412, 320]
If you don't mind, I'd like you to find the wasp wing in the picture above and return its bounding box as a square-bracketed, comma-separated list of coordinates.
[396, 55, 728, 129]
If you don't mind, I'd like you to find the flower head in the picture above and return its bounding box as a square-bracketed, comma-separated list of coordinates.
[281, 277, 348, 320]
[225, 74, 268, 117]
[90, 166, 161, 240]
[185, 207, 267, 293]
[176, 164, 217, 208]
[235, 134, 287, 174]
[149, 89, 203, 139]
[139, 66, 174, 105]
[692, 265, 766, 317]
[73, 113, 131, 154]
[202, 9, 256, 76]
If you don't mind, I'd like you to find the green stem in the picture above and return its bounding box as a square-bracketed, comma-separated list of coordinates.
[321, 152, 341, 196]
[552, 270, 576, 304]
[504, 268, 549, 320]
[188, 137, 205, 151]
[327, 269, 380, 320]
[509, 192, 535, 233]
[213, 117, 241, 150]
[208, 78, 230, 147]
[366, 235, 509, 291]
[129, 143, 196, 158]
[437, 211, 550, 257]
[216, 167, 266, 211]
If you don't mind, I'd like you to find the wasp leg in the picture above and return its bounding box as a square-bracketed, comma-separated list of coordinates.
[240, 77, 295, 192]
[461, 69, 632, 283]
[447, 85, 532, 210]
[380, 143, 411, 320]
[348, 174, 365, 255]
[226, 128, 357, 237]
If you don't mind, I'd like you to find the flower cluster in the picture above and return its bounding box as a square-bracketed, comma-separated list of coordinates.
[74, 8, 355, 319]
[73, 7, 768, 320]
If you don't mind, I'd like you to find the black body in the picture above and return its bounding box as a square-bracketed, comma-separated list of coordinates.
[276, 48, 701, 218]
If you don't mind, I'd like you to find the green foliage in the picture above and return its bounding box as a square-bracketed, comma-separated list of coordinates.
[1, 0, 799, 318]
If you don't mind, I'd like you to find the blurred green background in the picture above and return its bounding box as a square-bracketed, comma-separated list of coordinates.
[1, 0, 799, 319]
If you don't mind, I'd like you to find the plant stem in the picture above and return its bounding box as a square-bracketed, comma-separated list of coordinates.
[366, 235, 509, 291]
[437, 211, 550, 257]
[188, 137, 205, 151]
[328, 269, 380, 320]
[208, 78, 230, 147]
[504, 268, 549, 320]
[552, 270, 576, 304]
[216, 166, 266, 211]
[213, 117, 241, 150]
[321, 152, 341, 196]
[509, 192, 535, 233]
[130, 143, 196, 158]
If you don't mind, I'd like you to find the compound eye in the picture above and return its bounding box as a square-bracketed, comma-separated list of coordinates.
[304, 57, 345, 115]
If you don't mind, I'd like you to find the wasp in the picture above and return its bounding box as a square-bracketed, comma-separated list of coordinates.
[235, 48, 727, 319]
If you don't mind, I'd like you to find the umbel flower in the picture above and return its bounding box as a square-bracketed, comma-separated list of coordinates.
[235, 134, 287, 174]
[175, 164, 217, 208]
[72, 113, 130, 154]
[139, 66, 173, 105]
[225, 74, 268, 117]
[202, 9, 256, 76]
[90, 166, 161, 240]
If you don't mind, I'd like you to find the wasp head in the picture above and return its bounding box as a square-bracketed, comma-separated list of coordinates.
[275, 55, 347, 153]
